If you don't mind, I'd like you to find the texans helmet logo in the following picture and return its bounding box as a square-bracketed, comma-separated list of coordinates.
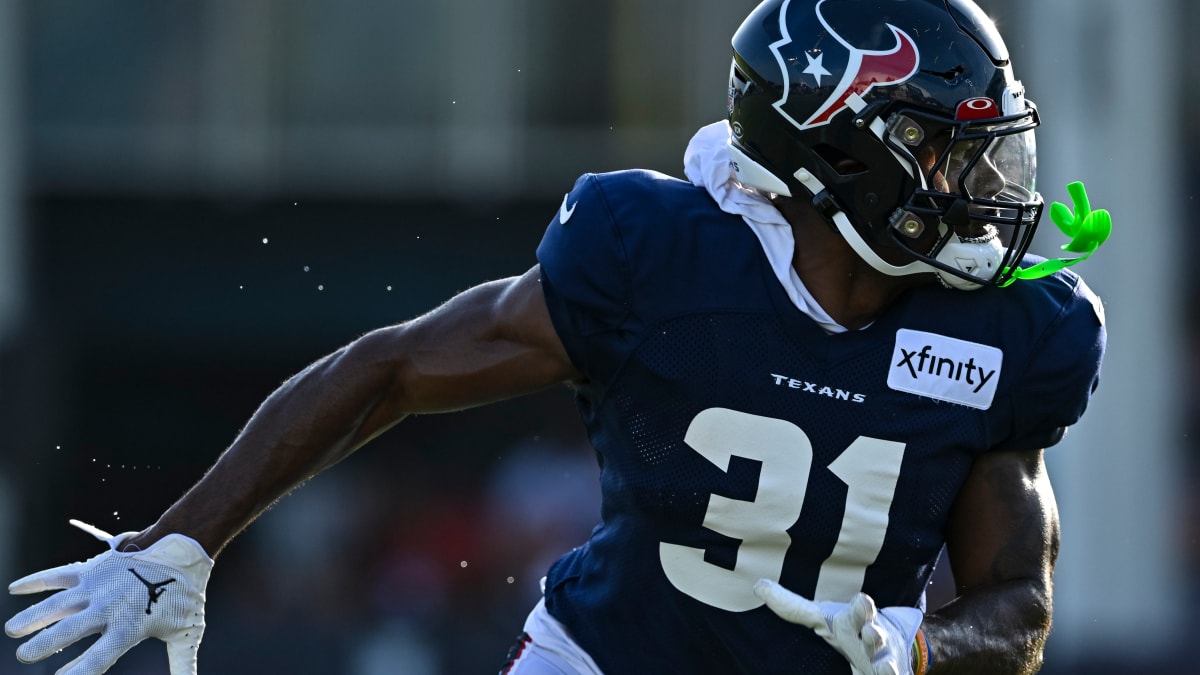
[771, 0, 920, 131]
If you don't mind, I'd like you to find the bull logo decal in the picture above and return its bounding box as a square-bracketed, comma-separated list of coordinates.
[770, 0, 920, 130]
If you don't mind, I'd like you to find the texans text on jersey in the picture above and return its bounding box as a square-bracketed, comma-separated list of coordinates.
[770, 373, 867, 403]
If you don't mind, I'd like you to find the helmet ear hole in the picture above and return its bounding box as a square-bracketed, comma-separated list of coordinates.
[813, 143, 868, 176]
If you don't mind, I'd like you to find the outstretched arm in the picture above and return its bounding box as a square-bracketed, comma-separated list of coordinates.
[923, 448, 1060, 675]
[6, 265, 577, 674]
[126, 264, 578, 556]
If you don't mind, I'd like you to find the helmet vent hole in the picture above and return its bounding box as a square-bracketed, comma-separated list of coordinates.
[925, 65, 965, 81]
[813, 143, 868, 176]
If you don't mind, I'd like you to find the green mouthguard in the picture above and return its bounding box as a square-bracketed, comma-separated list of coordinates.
[1000, 180, 1112, 286]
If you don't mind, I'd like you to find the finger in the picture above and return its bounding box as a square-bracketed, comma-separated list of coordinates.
[753, 580, 826, 629]
[67, 520, 115, 544]
[5, 590, 89, 638]
[14, 609, 103, 664]
[860, 620, 886, 653]
[831, 593, 874, 638]
[54, 650, 87, 675]
[57, 629, 139, 675]
[9, 564, 84, 595]
[166, 637, 201, 675]
[850, 593, 877, 625]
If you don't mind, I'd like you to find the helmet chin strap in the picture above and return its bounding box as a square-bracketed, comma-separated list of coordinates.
[731, 150, 1003, 290]
[793, 167, 938, 275]
[797, 167, 998, 290]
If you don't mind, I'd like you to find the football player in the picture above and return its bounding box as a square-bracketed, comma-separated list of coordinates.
[6, 0, 1108, 673]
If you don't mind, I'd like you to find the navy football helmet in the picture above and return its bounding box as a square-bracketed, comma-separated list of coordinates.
[727, 0, 1043, 289]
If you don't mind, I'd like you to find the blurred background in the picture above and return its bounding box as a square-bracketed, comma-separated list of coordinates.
[0, 0, 1192, 672]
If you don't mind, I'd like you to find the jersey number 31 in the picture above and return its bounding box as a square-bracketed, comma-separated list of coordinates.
[659, 407, 904, 611]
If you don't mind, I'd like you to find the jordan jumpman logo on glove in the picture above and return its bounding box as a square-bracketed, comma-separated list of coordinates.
[5, 520, 213, 675]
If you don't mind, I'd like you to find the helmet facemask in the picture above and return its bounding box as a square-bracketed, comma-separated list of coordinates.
[879, 103, 1044, 289]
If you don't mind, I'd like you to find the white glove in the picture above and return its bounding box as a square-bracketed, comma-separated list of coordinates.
[754, 579, 923, 675]
[5, 519, 213, 675]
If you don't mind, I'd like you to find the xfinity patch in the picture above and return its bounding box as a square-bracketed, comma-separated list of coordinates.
[888, 329, 1002, 410]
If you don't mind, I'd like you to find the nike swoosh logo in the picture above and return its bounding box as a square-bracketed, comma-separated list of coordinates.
[558, 194, 577, 224]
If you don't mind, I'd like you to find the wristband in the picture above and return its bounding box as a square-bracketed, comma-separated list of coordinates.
[911, 626, 932, 675]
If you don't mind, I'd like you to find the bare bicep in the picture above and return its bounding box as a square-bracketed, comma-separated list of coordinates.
[357, 265, 579, 431]
[944, 449, 1061, 594]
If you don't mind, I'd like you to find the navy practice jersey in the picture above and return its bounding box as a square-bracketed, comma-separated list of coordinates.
[535, 170, 1106, 674]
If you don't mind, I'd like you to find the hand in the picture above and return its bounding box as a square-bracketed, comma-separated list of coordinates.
[5, 519, 213, 675]
[754, 579, 922, 675]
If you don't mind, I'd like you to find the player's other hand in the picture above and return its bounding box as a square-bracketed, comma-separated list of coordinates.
[754, 579, 922, 675]
[5, 519, 212, 675]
